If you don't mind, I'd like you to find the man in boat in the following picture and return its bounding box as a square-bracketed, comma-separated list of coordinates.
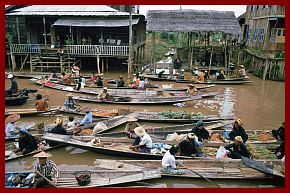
[238, 65, 247, 77]
[203, 70, 209, 81]
[177, 133, 199, 157]
[192, 67, 199, 76]
[5, 114, 21, 137]
[124, 116, 141, 138]
[67, 116, 76, 130]
[228, 118, 248, 143]
[6, 74, 19, 97]
[117, 75, 125, 87]
[35, 94, 48, 111]
[31, 151, 59, 188]
[15, 128, 38, 155]
[129, 126, 152, 153]
[64, 93, 80, 111]
[216, 70, 225, 80]
[98, 87, 110, 101]
[95, 75, 104, 87]
[272, 121, 285, 141]
[48, 118, 68, 147]
[187, 84, 198, 95]
[162, 145, 186, 175]
[79, 107, 93, 126]
[191, 120, 209, 145]
[75, 78, 85, 91]
[225, 136, 251, 159]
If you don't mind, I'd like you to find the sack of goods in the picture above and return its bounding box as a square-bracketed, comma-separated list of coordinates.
[75, 171, 91, 186]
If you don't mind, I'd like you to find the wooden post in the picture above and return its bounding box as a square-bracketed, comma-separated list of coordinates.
[10, 54, 16, 72]
[50, 26, 55, 45]
[102, 57, 104, 73]
[60, 56, 63, 73]
[224, 34, 228, 76]
[128, 5, 133, 78]
[208, 46, 213, 76]
[43, 16, 47, 52]
[16, 17, 21, 44]
[29, 55, 32, 73]
[106, 57, 109, 76]
[97, 55, 100, 74]
[152, 32, 156, 73]
[262, 59, 269, 80]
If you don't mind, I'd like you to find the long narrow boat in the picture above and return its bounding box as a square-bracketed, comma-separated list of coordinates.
[176, 79, 252, 85]
[5, 96, 29, 106]
[93, 159, 284, 179]
[5, 168, 161, 188]
[6, 71, 91, 79]
[73, 95, 196, 105]
[5, 107, 60, 117]
[134, 111, 234, 123]
[58, 106, 118, 118]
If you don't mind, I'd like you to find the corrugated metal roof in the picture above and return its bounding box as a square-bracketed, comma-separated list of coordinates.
[53, 17, 139, 27]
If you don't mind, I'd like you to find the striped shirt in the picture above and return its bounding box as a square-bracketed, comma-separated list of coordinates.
[34, 160, 59, 178]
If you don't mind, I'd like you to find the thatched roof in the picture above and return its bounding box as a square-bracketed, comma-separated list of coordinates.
[147, 9, 242, 35]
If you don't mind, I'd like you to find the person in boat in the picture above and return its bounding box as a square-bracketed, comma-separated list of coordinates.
[203, 70, 210, 81]
[71, 64, 80, 77]
[275, 141, 285, 159]
[64, 93, 79, 111]
[124, 116, 141, 138]
[191, 120, 209, 145]
[79, 74, 86, 84]
[79, 107, 93, 126]
[137, 77, 146, 90]
[5, 114, 21, 137]
[129, 126, 153, 153]
[196, 71, 205, 83]
[6, 74, 19, 97]
[192, 67, 199, 76]
[48, 118, 68, 147]
[272, 121, 285, 141]
[95, 75, 104, 87]
[177, 133, 199, 157]
[238, 65, 247, 77]
[225, 136, 251, 159]
[75, 78, 86, 91]
[91, 72, 97, 82]
[98, 87, 110, 101]
[158, 70, 166, 78]
[15, 128, 38, 155]
[202, 48, 211, 66]
[162, 145, 186, 175]
[32, 151, 59, 188]
[131, 74, 140, 89]
[229, 118, 248, 143]
[35, 94, 48, 111]
[67, 116, 76, 130]
[187, 84, 198, 95]
[117, 75, 125, 87]
[216, 70, 225, 80]
[173, 57, 182, 71]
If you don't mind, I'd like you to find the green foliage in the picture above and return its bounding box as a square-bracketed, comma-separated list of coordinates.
[160, 32, 169, 40]
[158, 110, 207, 119]
[274, 52, 285, 59]
[65, 35, 74, 45]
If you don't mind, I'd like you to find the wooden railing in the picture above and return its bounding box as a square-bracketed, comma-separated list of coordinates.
[247, 6, 285, 20]
[10, 44, 41, 54]
[66, 45, 129, 56]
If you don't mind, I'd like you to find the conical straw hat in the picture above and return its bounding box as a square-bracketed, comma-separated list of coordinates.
[33, 151, 52, 158]
[6, 114, 20, 123]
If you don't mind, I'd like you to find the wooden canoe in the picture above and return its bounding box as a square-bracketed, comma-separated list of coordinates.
[73, 95, 195, 105]
[6, 71, 91, 79]
[93, 159, 284, 179]
[5, 168, 161, 188]
[58, 106, 117, 118]
[5, 96, 29, 106]
[176, 79, 252, 85]
[134, 111, 234, 123]
[5, 107, 60, 117]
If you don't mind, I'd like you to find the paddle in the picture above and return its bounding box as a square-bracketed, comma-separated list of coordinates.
[186, 168, 220, 187]
[35, 170, 57, 188]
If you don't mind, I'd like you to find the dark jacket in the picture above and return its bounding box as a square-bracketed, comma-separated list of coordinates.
[229, 126, 248, 143]
[225, 143, 251, 159]
[272, 126, 285, 141]
[11, 79, 19, 94]
[96, 79, 103, 87]
[178, 140, 198, 156]
[19, 133, 38, 154]
[191, 127, 209, 142]
[275, 141, 285, 159]
[49, 125, 68, 147]
[117, 79, 125, 87]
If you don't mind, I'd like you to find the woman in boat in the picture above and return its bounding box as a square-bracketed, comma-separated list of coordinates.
[177, 133, 198, 157]
[64, 93, 79, 111]
[238, 65, 247, 77]
[225, 136, 251, 159]
[32, 151, 59, 188]
[5, 114, 21, 137]
[229, 118, 248, 143]
[217, 71, 225, 80]
[129, 126, 153, 153]
[67, 116, 76, 130]
[187, 84, 198, 95]
[95, 75, 104, 87]
[191, 120, 209, 145]
[197, 71, 205, 83]
[98, 87, 110, 101]
[137, 77, 146, 90]
[131, 74, 140, 89]
[124, 116, 141, 138]
[91, 72, 97, 82]
[272, 121, 285, 141]
[79, 107, 93, 126]
[6, 74, 19, 97]
[117, 75, 125, 87]
[15, 128, 38, 155]
[71, 64, 80, 77]
[35, 94, 48, 111]
[162, 145, 186, 175]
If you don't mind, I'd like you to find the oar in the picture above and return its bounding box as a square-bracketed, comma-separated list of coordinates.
[35, 170, 57, 188]
[186, 168, 220, 187]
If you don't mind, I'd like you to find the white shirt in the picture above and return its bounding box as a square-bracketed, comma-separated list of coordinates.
[139, 133, 152, 148]
[138, 80, 145, 89]
[67, 120, 76, 129]
[6, 122, 16, 137]
[162, 150, 176, 168]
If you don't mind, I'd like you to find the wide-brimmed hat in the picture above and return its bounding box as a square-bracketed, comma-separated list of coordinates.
[7, 74, 14, 79]
[134, 126, 146, 137]
[54, 118, 63, 125]
[234, 118, 242, 126]
[240, 65, 245, 68]
[127, 116, 138, 122]
[234, 136, 243, 143]
[6, 114, 21, 123]
[187, 133, 198, 141]
[187, 84, 196, 87]
[33, 151, 52, 158]
[66, 93, 74, 97]
[81, 106, 91, 113]
[196, 120, 204, 127]
[181, 69, 185, 72]
[103, 87, 108, 90]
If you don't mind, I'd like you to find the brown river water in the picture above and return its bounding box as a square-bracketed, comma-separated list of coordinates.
[5, 72, 285, 188]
